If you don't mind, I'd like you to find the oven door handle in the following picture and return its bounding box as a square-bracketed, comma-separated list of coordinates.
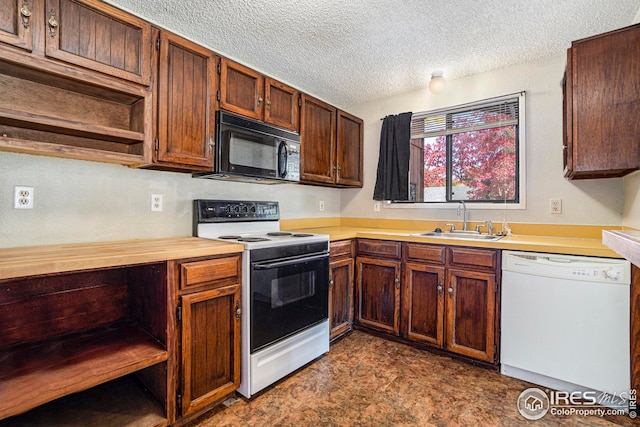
[253, 254, 328, 270]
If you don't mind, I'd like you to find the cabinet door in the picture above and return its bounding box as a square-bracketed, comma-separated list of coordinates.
[329, 256, 354, 341]
[356, 257, 400, 335]
[402, 262, 445, 346]
[264, 77, 299, 132]
[335, 110, 363, 187]
[44, 0, 151, 85]
[219, 58, 263, 120]
[180, 284, 241, 417]
[300, 94, 337, 185]
[444, 269, 496, 362]
[0, 0, 34, 51]
[157, 31, 215, 169]
[566, 24, 640, 178]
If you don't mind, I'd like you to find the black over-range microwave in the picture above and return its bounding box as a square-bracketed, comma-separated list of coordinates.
[193, 111, 300, 184]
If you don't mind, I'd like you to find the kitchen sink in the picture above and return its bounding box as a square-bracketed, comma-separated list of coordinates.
[412, 231, 503, 241]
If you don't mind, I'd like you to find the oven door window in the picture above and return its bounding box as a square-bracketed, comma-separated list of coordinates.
[251, 255, 329, 352]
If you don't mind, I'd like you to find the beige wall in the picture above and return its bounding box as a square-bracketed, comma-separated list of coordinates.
[341, 53, 624, 226]
[0, 152, 340, 248]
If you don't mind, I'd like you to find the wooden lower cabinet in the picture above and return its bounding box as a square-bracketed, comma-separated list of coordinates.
[356, 256, 401, 335]
[329, 240, 355, 340]
[445, 269, 496, 362]
[402, 262, 445, 346]
[177, 254, 242, 419]
[180, 284, 241, 416]
[358, 240, 499, 364]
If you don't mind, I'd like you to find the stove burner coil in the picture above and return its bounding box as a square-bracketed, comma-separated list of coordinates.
[267, 232, 293, 237]
[218, 235, 242, 239]
[237, 237, 271, 242]
[292, 233, 313, 237]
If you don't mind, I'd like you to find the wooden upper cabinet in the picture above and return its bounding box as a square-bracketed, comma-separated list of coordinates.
[564, 23, 640, 179]
[264, 77, 299, 131]
[300, 94, 363, 188]
[156, 31, 215, 169]
[219, 59, 300, 132]
[44, 0, 151, 85]
[336, 110, 363, 187]
[0, 0, 34, 51]
[219, 58, 263, 120]
[300, 94, 337, 184]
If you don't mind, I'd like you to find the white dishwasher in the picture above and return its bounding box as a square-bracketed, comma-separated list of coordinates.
[501, 250, 631, 397]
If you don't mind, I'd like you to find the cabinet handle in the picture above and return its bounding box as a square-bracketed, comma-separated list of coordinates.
[20, 1, 31, 29]
[395, 277, 400, 289]
[235, 301, 242, 320]
[329, 279, 334, 288]
[48, 10, 59, 38]
[437, 285, 443, 294]
[448, 286, 454, 296]
[266, 99, 271, 110]
[209, 135, 215, 153]
[257, 95, 263, 106]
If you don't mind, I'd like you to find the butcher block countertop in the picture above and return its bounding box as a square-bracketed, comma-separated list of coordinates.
[0, 237, 244, 280]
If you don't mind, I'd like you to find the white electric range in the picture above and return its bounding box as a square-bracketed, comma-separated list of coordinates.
[193, 199, 330, 398]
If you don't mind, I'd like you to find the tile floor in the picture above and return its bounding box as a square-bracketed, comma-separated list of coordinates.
[188, 331, 639, 427]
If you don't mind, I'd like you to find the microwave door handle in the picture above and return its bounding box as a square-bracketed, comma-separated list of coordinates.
[254, 254, 327, 270]
[278, 141, 288, 178]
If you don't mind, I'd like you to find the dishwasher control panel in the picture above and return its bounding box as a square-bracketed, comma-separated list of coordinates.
[503, 251, 631, 284]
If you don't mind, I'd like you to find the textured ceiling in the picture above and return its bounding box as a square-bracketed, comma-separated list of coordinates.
[106, 0, 640, 108]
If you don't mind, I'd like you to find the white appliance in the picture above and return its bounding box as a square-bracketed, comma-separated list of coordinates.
[501, 250, 631, 402]
[194, 200, 330, 398]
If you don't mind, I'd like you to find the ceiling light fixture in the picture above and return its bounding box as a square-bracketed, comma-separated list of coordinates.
[428, 71, 446, 94]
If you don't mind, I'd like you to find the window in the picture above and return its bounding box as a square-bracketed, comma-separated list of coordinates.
[408, 93, 525, 204]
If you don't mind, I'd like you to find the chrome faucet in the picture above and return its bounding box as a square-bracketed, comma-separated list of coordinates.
[457, 201, 468, 231]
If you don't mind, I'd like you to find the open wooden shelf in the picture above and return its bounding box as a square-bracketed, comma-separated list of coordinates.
[0, 376, 167, 427]
[0, 322, 168, 420]
[0, 107, 145, 144]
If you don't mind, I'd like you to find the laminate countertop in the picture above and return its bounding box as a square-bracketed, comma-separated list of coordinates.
[0, 237, 244, 280]
[291, 226, 621, 258]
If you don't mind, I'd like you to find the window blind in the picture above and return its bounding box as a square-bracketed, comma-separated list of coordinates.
[411, 93, 522, 139]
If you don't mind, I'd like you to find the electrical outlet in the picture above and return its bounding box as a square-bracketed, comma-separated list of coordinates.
[549, 198, 562, 214]
[374, 201, 381, 212]
[319, 200, 325, 212]
[151, 194, 163, 212]
[14, 186, 34, 209]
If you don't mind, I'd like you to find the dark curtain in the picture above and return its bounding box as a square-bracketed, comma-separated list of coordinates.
[373, 112, 412, 201]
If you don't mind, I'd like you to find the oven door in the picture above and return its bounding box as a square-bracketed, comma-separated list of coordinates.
[250, 251, 329, 353]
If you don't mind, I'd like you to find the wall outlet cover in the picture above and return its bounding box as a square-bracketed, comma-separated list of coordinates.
[14, 186, 34, 209]
[151, 194, 163, 212]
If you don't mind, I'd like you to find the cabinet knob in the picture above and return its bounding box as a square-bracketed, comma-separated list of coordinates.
[20, 2, 32, 29]
[48, 10, 59, 38]
[257, 95, 263, 105]
[437, 285, 443, 293]
[329, 279, 334, 288]
[395, 277, 400, 288]
[209, 135, 215, 153]
[235, 301, 242, 320]
[448, 287, 453, 295]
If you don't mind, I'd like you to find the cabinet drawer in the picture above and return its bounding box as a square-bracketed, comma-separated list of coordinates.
[357, 239, 401, 259]
[330, 240, 354, 258]
[403, 243, 445, 264]
[447, 247, 497, 270]
[180, 255, 241, 290]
